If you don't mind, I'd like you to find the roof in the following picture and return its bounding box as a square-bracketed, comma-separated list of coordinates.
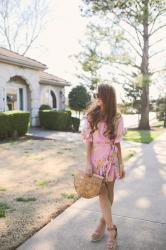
[39, 71, 71, 86]
[0, 47, 47, 70]
[0, 47, 71, 86]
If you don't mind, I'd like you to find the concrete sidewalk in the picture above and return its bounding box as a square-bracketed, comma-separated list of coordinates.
[27, 127, 146, 154]
[18, 132, 166, 250]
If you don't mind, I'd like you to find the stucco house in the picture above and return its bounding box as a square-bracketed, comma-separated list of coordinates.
[0, 47, 70, 126]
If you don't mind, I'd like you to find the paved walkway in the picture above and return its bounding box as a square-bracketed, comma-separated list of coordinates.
[27, 128, 81, 142]
[27, 127, 146, 153]
[18, 131, 166, 250]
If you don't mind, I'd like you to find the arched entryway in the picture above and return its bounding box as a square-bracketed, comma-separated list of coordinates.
[50, 90, 57, 108]
[41, 87, 57, 109]
[6, 76, 31, 111]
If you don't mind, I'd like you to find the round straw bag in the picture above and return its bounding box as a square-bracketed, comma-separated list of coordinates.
[74, 169, 106, 199]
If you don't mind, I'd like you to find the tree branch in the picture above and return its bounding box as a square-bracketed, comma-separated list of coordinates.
[2, 1, 12, 50]
[150, 24, 166, 37]
[149, 36, 166, 48]
[109, 60, 141, 70]
[124, 19, 143, 37]
[149, 49, 166, 58]
[123, 37, 142, 57]
[107, 10, 143, 51]
[116, 22, 143, 50]
[110, 64, 136, 78]
[135, 0, 143, 9]
[0, 0, 49, 54]
[149, 8, 166, 34]
[110, 65, 134, 82]
[151, 67, 166, 75]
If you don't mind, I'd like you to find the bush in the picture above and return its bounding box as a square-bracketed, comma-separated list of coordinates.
[157, 111, 164, 121]
[39, 110, 72, 131]
[0, 111, 30, 139]
[62, 109, 72, 116]
[71, 117, 80, 132]
[68, 85, 91, 115]
[0, 113, 10, 138]
[39, 104, 52, 111]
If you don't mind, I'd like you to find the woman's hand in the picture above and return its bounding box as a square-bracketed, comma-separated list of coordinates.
[119, 166, 125, 179]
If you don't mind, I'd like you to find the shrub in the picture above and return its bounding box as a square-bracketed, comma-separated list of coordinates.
[68, 85, 91, 117]
[62, 109, 72, 116]
[39, 104, 52, 111]
[0, 112, 10, 138]
[39, 110, 72, 131]
[0, 111, 30, 139]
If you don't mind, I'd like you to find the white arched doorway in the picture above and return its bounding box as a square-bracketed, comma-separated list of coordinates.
[6, 76, 31, 111]
[41, 87, 58, 109]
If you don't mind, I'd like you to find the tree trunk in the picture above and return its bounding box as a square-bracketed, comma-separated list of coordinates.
[139, 0, 150, 130]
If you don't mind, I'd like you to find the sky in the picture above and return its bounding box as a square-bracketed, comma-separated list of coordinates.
[26, 0, 166, 102]
[27, 1, 87, 87]
[26, 0, 126, 102]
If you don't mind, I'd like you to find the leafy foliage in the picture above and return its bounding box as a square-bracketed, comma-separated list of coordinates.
[68, 85, 91, 113]
[156, 96, 166, 122]
[122, 82, 142, 113]
[0, 111, 30, 139]
[80, 0, 166, 129]
[39, 110, 72, 131]
[39, 104, 52, 111]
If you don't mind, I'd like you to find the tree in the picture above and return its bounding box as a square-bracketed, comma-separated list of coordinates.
[68, 85, 91, 117]
[76, 24, 102, 92]
[156, 95, 166, 127]
[81, 0, 166, 129]
[122, 81, 142, 114]
[0, 0, 50, 55]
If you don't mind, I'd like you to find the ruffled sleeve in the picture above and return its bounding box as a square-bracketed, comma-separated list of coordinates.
[114, 115, 125, 143]
[80, 116, 93, 143]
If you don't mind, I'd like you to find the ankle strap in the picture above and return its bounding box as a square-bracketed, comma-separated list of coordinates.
[107, 225, 117, 231]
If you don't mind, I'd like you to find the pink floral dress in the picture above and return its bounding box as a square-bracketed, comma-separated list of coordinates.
[81, 115, 125, 182]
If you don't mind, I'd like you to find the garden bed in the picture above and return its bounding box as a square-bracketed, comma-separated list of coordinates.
[0, 137, 134, 250]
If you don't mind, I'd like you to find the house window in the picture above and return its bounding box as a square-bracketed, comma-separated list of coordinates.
[19, 88, 24, 110]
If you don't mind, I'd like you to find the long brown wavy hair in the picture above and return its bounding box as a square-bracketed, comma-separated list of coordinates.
[85, 84, 121, 140]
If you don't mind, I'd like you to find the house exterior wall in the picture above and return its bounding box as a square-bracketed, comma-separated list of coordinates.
[0, 62, 66, 126]
[40, 84, 65, 110]
[0, 62, 40, 126]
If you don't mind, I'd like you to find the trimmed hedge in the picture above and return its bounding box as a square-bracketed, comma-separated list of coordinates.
[39, 104, 52, 111]
[39, 110, 72, 131]
[0, 111, 30, 139]
[39, 110, 80, 132]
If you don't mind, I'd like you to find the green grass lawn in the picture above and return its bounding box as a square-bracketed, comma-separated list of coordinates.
[0, 202, 10, 218]
[124, 121, 165, 144]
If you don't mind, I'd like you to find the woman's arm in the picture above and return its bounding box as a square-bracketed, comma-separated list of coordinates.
[86, 141, 93, 165]
[85, 141, 93, 176]
[80, 116, 93, 176]
[116, 142, 124, 169]
[115, 142, 125, 178]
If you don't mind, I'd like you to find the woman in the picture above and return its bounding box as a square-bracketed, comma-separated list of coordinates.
[81, 84, 125, 249]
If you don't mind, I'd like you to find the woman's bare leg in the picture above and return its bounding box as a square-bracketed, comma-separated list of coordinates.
[98, 184, 114, 229]
[106, 180, 115, 205]
[99, 182, 117, 246]
[100, 180, 115, 224]
[92, 181, 115, 236]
